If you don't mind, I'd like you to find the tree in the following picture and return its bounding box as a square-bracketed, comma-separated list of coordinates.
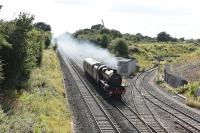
[34, 22, 51, 31]
[0, 13, 44, 88]
[109, 39, 129, 58]
[179, 37, 185, 42]
[44, 32, 51, 48]
[135, 33, 144, 41]
[100, 34, 109, 48]
[157, 32, 171, 42]
[110, 29, 122, 38]
[0, 21, 13, 86]
[0, 12, 52, 89]
[4, 13, 35, 87]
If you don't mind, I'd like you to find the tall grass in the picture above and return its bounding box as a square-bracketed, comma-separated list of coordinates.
[0, 50, 71, 132]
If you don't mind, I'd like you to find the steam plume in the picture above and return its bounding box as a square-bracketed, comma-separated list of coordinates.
[57, 33, 118, 68]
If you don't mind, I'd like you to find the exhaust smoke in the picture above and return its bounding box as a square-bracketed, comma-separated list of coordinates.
[57, 33, 118, 68]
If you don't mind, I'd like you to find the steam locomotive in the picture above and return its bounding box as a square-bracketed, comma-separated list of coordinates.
[83, 58, 125, 98]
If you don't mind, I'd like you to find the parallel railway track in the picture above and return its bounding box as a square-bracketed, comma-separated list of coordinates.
[59, 48, 200, 132]
[134, 68, 200, 133]
[68, 56, 149, 133]
[129, 80, 168, 133]
[59, 51, 121, 133]
[113, 100, 152, 133]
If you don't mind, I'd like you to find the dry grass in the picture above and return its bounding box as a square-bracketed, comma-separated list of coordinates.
[130, 42, 199, 71]
[186, 97, 200, 109]
[0, 49, 71, 132]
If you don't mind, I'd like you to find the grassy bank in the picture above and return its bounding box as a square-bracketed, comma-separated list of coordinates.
[134, 43, 200, 109]
[0, 50, 71, 132]
[129, 42, 199, 70]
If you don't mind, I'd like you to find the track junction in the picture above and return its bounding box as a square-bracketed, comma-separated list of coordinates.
[58, 49, 200, 133]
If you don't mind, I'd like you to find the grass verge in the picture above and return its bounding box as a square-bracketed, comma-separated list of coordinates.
[0, 49, 71, 133]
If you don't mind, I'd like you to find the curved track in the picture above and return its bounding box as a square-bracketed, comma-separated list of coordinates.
[135, 68, 200, 133]
[129, 79, 168, 133]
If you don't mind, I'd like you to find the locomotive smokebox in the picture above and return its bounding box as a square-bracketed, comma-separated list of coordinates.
[117, 58, 137, 77]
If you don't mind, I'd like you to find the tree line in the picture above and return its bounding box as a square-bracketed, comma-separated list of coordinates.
[73, 24, 200, 58]
[0, 12, 52, 89]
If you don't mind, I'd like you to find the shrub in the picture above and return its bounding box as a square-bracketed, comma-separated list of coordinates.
[100, 34, 109, 48]
[157, 32, 171, 42]
[0, 12, 51, 88]
[109, 38, 129, 58]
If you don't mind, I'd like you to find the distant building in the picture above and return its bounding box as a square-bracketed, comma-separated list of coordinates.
[117, 58, 137, 77]
[91, 24, 104, 30]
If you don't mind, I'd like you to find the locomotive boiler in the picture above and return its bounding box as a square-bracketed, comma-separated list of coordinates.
[83, 58, 125, 98]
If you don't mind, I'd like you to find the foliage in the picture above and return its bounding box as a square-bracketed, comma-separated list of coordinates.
[34, 22, 51, 32]
[186, 97, 200, 109]
[44, 31, 52, 49]
[110, 29, 122, 38]
[157, 31, 177, 42]
[0, 60, 3, 84]
[100, 34, 109, 48]
[0, 13, 36, 88]
[0, 50, 71, 132]
[0, 12, 51, 88]
[73, 24, 200, 71]
[157, 32, 171, 42]
[34, 22, 52, 49]
[129, 43, 200, 70]
[91, 24, 104, 30]
[135, 33, 144, 41]
[0, 21, 12, 86]
[109, 38, 129, 58]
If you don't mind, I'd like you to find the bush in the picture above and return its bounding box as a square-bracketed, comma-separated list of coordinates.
[0, 12, 51, 89]
[44, 32, 51, 49]
[34, 22, 51, 32]
[0, 61, 3, 84]
[157, 32, 171, 42]
[100, 34, 109, 48]
[109, 38, 129, 58]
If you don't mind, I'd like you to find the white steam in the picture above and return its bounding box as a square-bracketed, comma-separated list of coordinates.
[57, 33, 118, 68]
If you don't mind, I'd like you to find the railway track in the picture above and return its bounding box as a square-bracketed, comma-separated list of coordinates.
[60, 52, 121, 133]
[135, 68, 200, 132]
[59, 48, 200, 132]
[112, 100, 152, 133]
[129, 79, 168, 133]
[68, 55, 150, 133]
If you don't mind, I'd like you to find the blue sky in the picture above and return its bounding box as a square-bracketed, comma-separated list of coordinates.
[1, 0, 200, 39]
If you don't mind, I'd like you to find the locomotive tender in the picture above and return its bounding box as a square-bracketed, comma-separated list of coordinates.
[83, 58, 125, 98]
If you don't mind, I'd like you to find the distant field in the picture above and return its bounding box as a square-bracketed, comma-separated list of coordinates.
[0, 50, 71, 132]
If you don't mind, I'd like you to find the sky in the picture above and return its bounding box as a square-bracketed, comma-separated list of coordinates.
[0, 0, 200, 39]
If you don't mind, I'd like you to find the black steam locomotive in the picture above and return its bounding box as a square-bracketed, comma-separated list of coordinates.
[83, 58, 125, 98]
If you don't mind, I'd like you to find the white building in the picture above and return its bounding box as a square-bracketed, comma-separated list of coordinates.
[117, 58, 137, 77]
